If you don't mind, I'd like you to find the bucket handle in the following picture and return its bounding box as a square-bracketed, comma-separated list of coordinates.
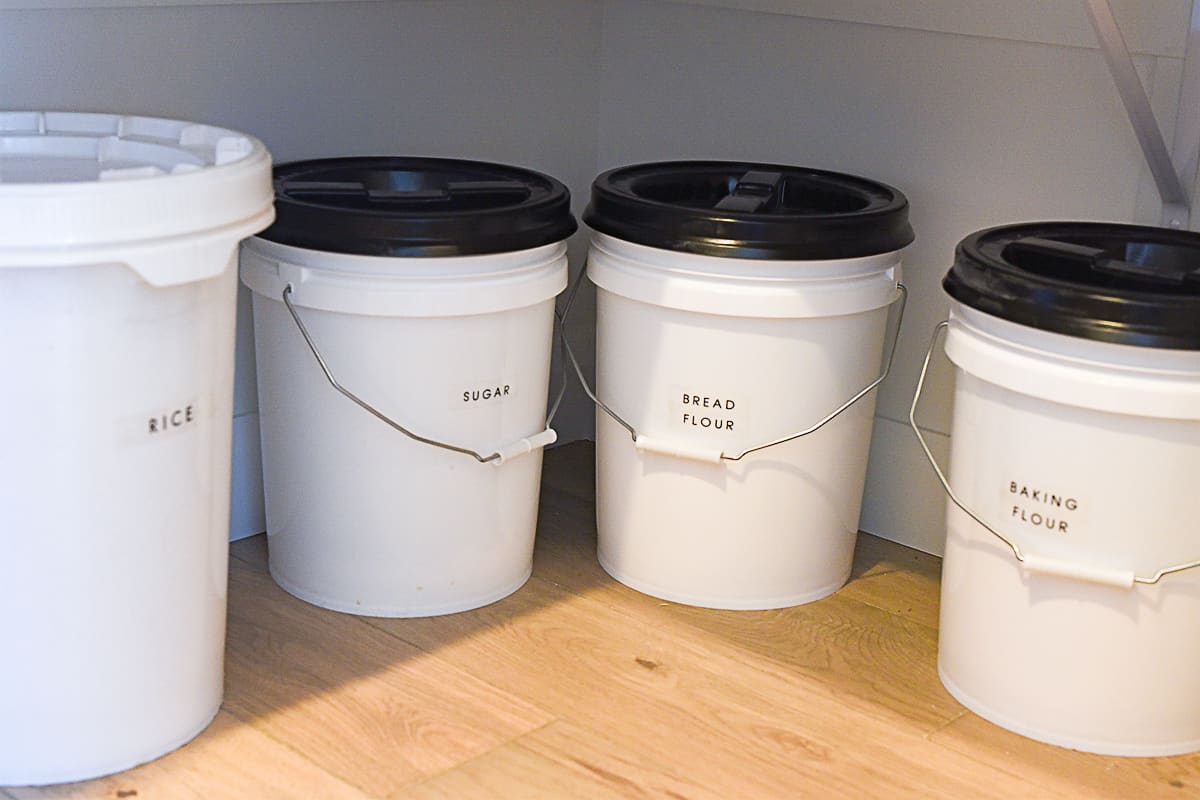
[280, 285, 557, 466]
[909, 321, 1200, 587]
[556, 264, 907, 464]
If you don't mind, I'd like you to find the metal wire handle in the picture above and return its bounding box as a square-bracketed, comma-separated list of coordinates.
[556, 264, 908, 463]
[909, 321, 1200, 587]
[281, 285, 557, 465]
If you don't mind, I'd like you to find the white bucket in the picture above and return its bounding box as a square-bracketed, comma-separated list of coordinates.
[241, 157, 575, 617]
[912, 222, 1200, 756]
[579, 162, 913, 609]
[0, 111, 273, 784]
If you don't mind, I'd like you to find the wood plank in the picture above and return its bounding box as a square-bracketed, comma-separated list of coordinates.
[540, 441, 597, 504]
[397, 720, 716, 800]
[365, 575, 1074, 799]
[851, 525, 942, 582]
[528, 445, 1200, 798]
[229, 532, 268, 569]
[930, 712, 1200, 800]
[6, 711, 370, 800]
[13, 441, 1196, 799]
[840, 530, 943, 630]
[530, 473, 961, 730]
[220, 541, 554, 798]
[538, 442, 946, 627]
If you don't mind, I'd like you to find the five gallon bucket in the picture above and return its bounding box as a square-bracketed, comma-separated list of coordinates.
[0, 111, 274, 784]
[241, 157, 575, 617]
[578, 161, 913, 609]
[911, 222, 1200, 756]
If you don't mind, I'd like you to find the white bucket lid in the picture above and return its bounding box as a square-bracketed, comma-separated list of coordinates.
[0, 111, 274, 286]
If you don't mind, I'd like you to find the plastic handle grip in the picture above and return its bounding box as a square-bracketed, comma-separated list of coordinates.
[1020, 553, 1135, 589]
[633, 435, 724, 464]
[491, 428, 558, 466]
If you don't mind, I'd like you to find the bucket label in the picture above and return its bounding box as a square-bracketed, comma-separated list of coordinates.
[457, 383, 515, 406]
[672, 388, 742, 433]
[119, 399, 204, 444]
[1003, 480, 1084, 535]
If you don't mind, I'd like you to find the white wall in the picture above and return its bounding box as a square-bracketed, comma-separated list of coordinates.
[0, 0, 604, 538]
[1, 0, 1191, 551]
[594, 0, 1191, 553]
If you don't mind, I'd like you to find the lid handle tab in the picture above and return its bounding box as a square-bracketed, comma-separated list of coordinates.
[366, 180, 529, 205]
[1002, 236, 1106, 264]
[283, 179, 531, 207]
[1006, 235, 1200, 287]
[1093, 252, 1200, 286]
[714, 170, 784, 213]
[283, 180, 369, 198]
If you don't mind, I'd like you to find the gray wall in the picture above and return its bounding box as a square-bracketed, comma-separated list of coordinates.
[0, 0, 605, 538]
[594, 0, 1192, 552]
[2, 0, 1192, 551]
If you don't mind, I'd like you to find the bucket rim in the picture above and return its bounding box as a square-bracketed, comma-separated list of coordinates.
[0, 111, 274, 275]
[0, 110, 271, 190]
[240, 235, 569, 318]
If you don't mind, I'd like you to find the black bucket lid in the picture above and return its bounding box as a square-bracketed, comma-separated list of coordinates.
[259, 156, 577, 257]
[946, 222, 1200, 349]
[583, 160, 913, 259]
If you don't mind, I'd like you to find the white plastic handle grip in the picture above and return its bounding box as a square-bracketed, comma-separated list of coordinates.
[490, 428, 558, 466]
[1019, 553, 1136, 589]
[633, 435, 724, 464]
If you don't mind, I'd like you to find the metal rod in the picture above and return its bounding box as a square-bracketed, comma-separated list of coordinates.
[909, 320, 1198, 585]
[561, 259, 909, 460]
[1084, 0, 1190, 221]
[908, 322, 1028, 564]
[557, 265, 638, 441]
[1165, 0, 1200, 229]
[545, 293, 569, 426]
[725, 283, 908, 460]
[282, 284, 501, 464]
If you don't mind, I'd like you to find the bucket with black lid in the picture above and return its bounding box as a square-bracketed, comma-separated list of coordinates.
[240, 157, 575, 617]
[910, 222, 1200, 755]
[575, 160, 913, 609]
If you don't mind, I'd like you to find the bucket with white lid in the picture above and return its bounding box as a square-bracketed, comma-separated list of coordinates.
[241, 157, 575, 617]
[910, 221, 1200, 756]
[570, 161, 913, 609]
[0, 111, 274, 785]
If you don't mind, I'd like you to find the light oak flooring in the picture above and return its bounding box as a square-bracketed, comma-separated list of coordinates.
[8, 441, 1200, 799]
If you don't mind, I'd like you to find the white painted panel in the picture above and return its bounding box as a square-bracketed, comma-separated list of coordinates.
[12, 0, 1184, 63]
[0, 0, 604, 539]
[666, 0, 1190, 57]
[598, 1, 1174, 427]
[0, 0, 374, 7]
[595, 0, 1190, 546]
[860, 417, 949, 556]
[1135, 55, 1188, 221]
[232, 283, 258, 418]
[4, 0, 1193, 549]
[229, 411, 265, 540]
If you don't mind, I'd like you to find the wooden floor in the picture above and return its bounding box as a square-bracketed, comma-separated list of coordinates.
[8, 441, 1200, 799]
